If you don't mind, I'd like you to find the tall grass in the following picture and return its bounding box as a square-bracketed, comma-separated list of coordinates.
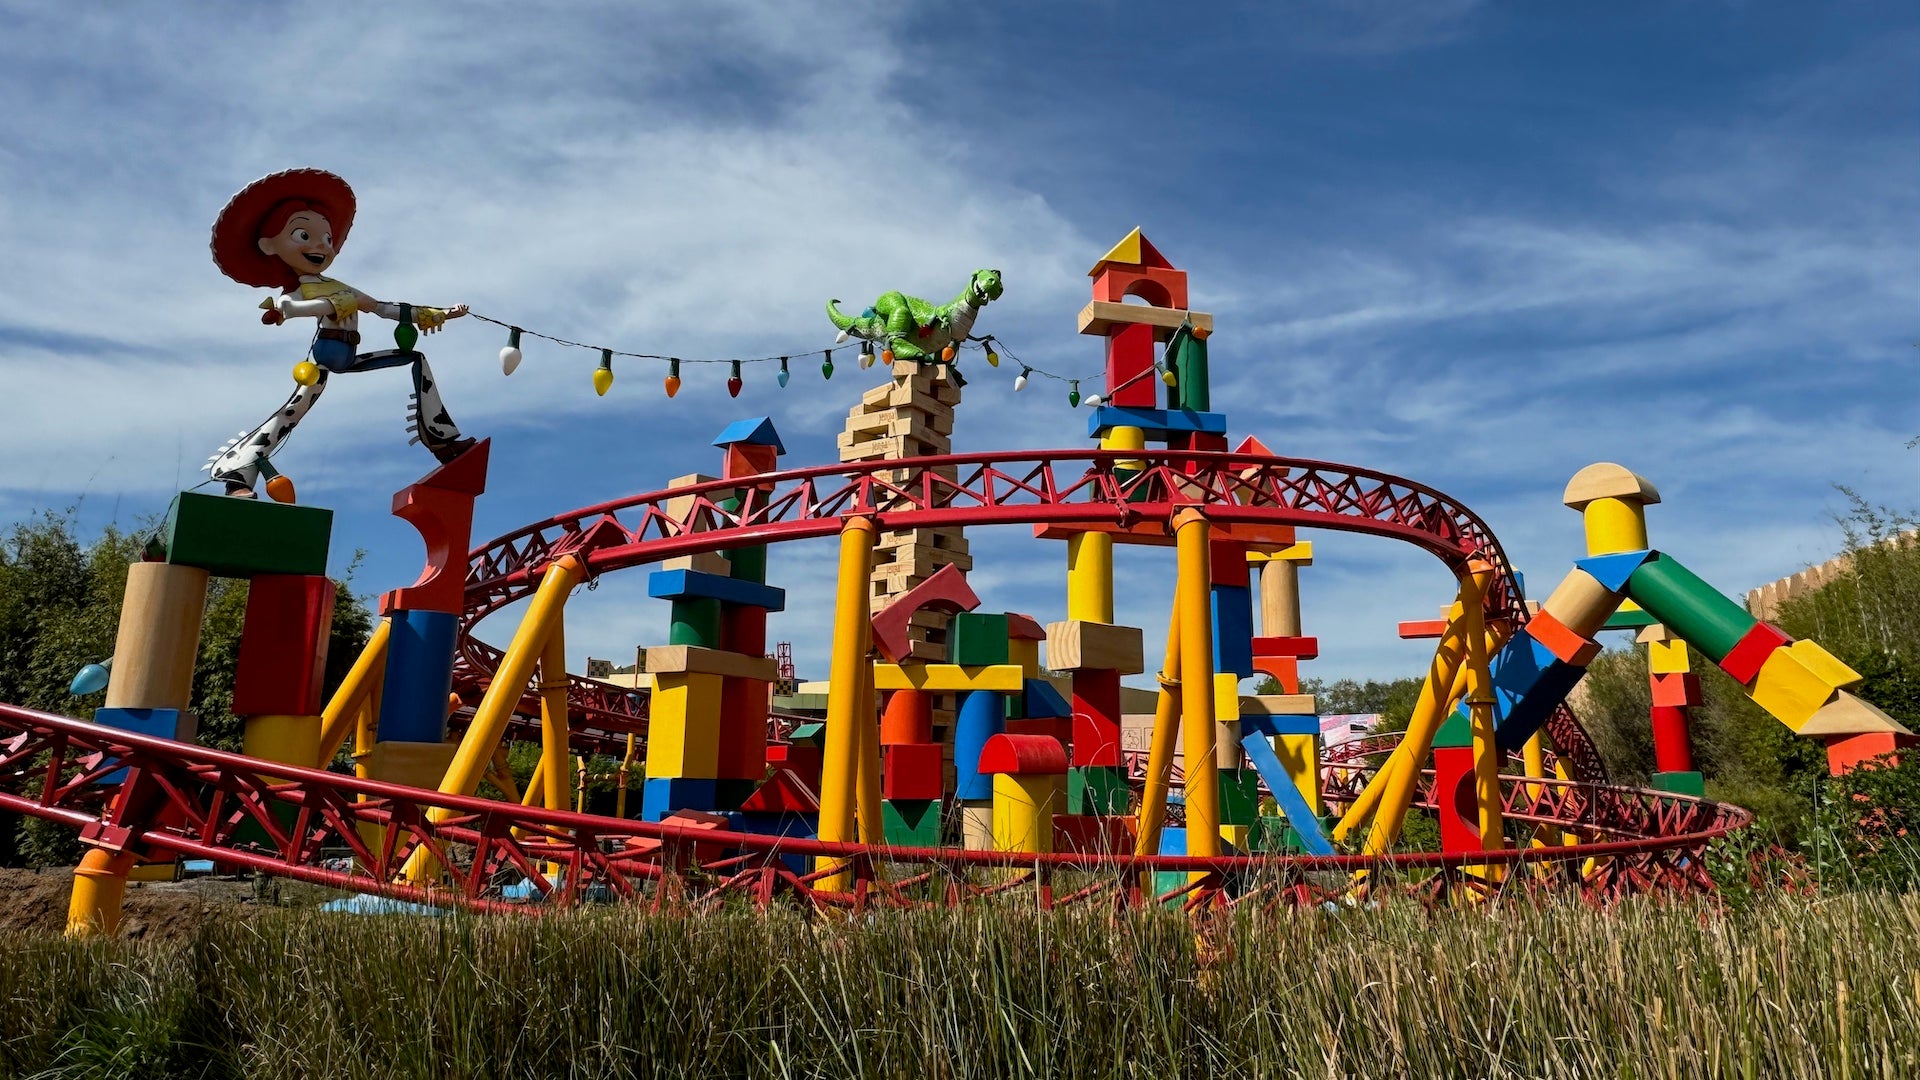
[0, 893, 1914, 1078]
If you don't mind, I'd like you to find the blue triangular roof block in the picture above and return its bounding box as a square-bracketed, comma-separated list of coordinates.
[1576, 549, 1657, 593]
[711, 417, 786, 454]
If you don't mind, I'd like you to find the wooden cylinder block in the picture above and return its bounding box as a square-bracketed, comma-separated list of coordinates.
[1259, 561, 1302, 638]
[1539, 568, 1622, 639]
[105, 562, 209, 711]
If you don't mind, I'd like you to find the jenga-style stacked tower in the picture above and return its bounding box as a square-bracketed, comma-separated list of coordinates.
[837, 360, 972, 662]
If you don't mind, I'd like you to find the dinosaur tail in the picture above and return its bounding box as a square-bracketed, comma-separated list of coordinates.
[826, 299, 876, 343]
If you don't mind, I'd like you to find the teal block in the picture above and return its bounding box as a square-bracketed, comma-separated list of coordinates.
[163, 491, 332, 578]
[881, 799, 942, 847]
[948, 613, 1009, 666]
[1067, 765, 1130, 816]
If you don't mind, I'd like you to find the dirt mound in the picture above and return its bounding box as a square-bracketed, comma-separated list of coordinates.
[0, 867, 287, 945]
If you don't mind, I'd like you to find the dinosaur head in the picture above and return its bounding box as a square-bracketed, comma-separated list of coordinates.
[968, 268, 1004, 306]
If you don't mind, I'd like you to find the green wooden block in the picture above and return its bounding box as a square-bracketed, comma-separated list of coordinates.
[726, 544, 767, 584]
[948, 613, 1009, 666]
[1433, 710, 1472, 748]
[669, 597, 723, 646]
[1218, 768, 1261, 826]
[1067, 765, 1130, 816]
[163, 491, 332, 578]
[1651, 770, 1706, 797]
[788, 722, 826, 746]
[882, 798, 942, 846]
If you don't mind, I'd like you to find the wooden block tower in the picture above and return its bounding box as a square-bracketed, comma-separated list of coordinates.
[839, 360, 971, 662]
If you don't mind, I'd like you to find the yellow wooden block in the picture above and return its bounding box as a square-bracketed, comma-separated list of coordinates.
[1009, 639, 1041, 677]
[127, 862, 178, 882]
[1749, 643, 1859, 732]
[1275, 733, 1321, 813]
[647, 672, 723, 778]
[644, 645, 778, 681]
[1044, 620, 1146, 673]
[1219, 824, 1252, 851]
[1647, 639, 1691, 675]
[1213, 673, 1244, 721]
[244, 713, 320, 771]
[1089, 226, 1145, 273]
[992, 773, 1062, 854]
[1245, 541, 1314, 566]
[872, 663, 1024, 693]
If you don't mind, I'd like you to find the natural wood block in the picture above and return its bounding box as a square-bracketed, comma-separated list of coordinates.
[1043, 620, 1146, 674]
[663, 474, 735, 525]
[1076, 300, 1214, 340]
[644, 645, 778, 681]
[1237, 694, 1319, 716]
[1562, 462, 1661, 510]
[106, 562, 210, 711]
[660, 550, 733, 575]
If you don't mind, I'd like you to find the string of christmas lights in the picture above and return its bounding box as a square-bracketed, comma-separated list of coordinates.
[465, 311, 1106, 406]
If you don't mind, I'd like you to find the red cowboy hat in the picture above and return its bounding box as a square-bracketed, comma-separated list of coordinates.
[209, 168, 357, 288]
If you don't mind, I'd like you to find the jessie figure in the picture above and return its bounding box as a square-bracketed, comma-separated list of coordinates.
[207, 168, 474, 497]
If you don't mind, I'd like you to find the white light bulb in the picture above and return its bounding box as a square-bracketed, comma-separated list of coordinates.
[500, 345, 522, 376]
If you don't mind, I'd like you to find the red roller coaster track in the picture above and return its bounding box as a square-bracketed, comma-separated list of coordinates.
[451, 448, 1606, 780]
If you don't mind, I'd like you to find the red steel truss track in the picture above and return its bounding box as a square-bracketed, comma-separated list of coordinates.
[452, 448, 1606, 780]
[0, 704, 1737, 910]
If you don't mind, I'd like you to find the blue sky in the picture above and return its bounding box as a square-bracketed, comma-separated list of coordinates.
[0, 1, 1914, 686]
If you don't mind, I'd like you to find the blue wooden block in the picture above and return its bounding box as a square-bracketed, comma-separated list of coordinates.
[1023, 678, 1071, 719]
[376, 609, 457, 744]
[952, 690, 1005, 801]
[1239, 729, 1333, 855]
[710, 417, 786, 453]
[1210, 584, 1254, 677]
[92, 707, 196, 784]
[734, 811, 816, 874]
[1497, 659, 1587, 752]
[641, 777, 717, 822]
[1087, 406, 1227, 441]
[1574, 549, 1656, 593]
[647, 569, 786, 612]
[1242, 712, 1319, 737]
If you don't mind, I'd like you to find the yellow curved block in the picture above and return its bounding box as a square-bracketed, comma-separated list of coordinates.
[872, 663, 1023, 693]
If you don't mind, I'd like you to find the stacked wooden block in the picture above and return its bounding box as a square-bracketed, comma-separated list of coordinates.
[840, 360, 971, 661]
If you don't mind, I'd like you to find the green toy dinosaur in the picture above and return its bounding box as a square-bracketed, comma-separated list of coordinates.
[827, 269, 1004, 363]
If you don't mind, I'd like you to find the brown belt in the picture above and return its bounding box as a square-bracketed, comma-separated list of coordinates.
[317, 328, 361, 345]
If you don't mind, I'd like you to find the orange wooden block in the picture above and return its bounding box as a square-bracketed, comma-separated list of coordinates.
[1252, 655, 1300, 694]
[1525, 611, 1601, 667]
[880, 689, 934, 745]
[1650, 671, 1702, 708]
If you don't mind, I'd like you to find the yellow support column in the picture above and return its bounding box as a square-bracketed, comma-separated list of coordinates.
[315, 617, 390, 767]
[1174, 509, 1219, 885]
[538, 631, 571, 814]
[1134, 606, 1183, 858]
[402, 555, 583, 885]
[65, 849, 138, 938]
[1066, 533, 1114, 624]
[854, 655, 882, 846]
[816, 516, 876, 891]
[1458, 562, 1505, 881]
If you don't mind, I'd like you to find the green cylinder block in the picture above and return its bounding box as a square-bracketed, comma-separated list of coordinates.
[1624, 554, 1755, 662]
[726, 544, 767, 584]
[1168, 327, 1209, 412]
[669, 597, 723, 647]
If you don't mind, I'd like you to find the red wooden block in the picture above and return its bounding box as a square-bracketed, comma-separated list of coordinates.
[1071, 668, 1123, 767]
[1209, 540, 1250, 587]
[741, 768, 819, 814]
[1649, 671, 1702, 708]
[1826, 732, 1918, 777]
[883, 743, 945, 801]
[1104, 322, 1158, 408]
[1006, 717, 1073, 743]
[880, 689, 934, 746]
[1091, 264, 1188, 309]
[1650, 705, 1694, 773]
[1253, 655, 1300, 694]
[1251, 636, 1320, 660]
[1432, 745, 1480, 854]
[721, 603, 768, 657]
[1718, 622, 1792, 684]
[234, 574, 336, 716]
[1053, 813, 1136, 855]
[869, 563, 980, 663]
[380, 440, 489, 615]
[978, 733, 1068, 775]
[766, 744, 822, 789]
[722, 442, 779, 481]
[1398, 619, 1449, 639]
[1525, 611, 1601, 667]
[1004, 612, 1047, 641]
[716, 677, 769, 780]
